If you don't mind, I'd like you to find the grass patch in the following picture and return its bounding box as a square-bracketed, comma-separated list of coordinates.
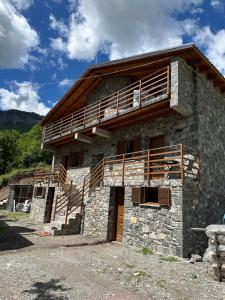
[139, 246, 154, 255]
[159, 255, 178, 262]
[0, 210, 30, 221]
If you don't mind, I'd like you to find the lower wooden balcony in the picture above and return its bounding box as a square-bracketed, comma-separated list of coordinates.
[97, 144, 200, 187]
[43, 66, 171, 146]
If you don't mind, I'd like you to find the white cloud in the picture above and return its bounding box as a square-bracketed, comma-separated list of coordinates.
[0, 1, 38, 69]
[210, 0, 224, 11]
[59, 79, 73, 88]
[49, 14, 68, 36]
[50, 0, 203, 61]
[0, 82, 50, 115]
[50, 37, 66, 52]
[11, 0, 33, 10]
[194, 26, 225, 74]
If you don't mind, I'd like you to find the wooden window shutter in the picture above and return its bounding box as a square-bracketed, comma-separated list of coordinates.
[78, 151, 84, 167]
[158, 187, 170, 206]
[131, 188, 142, 204]
[134, 136, 142, 152]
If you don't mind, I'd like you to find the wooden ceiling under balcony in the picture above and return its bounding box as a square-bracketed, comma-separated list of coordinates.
[41, 44, 225, 127]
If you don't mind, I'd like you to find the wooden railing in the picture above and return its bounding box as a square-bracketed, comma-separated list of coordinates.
[39, 144, 199, 223]
[43, 66, 170, 143]
[102, 144, 199, 184]
[34, 164, 72, 189]
[53, 160, 104, 223]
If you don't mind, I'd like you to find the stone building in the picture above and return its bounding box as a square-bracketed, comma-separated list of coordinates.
[31, 44, 225, 257]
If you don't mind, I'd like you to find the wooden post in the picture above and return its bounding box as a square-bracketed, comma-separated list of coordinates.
[65, 180, 73, 224]
[180, 144, 184, 182]
[83, 107, 86, 127]
[71, 113, 74, 133]
[98, 100, 101, 122]
[50, 124, 53, 141]
[147, 149, 150, 185]
[53, 195, 58, 221]
[102, 159, 105, 185]
[116, 91, 119, 116]
[122, 154, 125, 186]
[65, 194, 70, 225]
[60, 119, 63, 137]
[139, 80, 142, 107]
[167, 65, 170, 96]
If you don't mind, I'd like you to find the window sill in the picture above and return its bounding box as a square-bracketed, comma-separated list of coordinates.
[139, 202, 161, 208]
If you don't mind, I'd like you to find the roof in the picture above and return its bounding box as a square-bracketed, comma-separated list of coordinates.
[41, 43, 225, 125]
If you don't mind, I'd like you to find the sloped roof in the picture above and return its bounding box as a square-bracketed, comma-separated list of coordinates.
[41, 43, 225, 125]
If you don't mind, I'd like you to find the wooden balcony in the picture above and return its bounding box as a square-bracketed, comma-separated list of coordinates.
[43, 66, 170, 144]
[102, 144, 200, 186]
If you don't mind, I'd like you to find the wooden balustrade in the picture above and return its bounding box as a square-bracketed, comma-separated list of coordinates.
[43, 66, 170, 143]
[102, 144, 199, 183]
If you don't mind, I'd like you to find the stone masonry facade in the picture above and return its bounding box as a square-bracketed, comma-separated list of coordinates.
[33, 56, 225, 257]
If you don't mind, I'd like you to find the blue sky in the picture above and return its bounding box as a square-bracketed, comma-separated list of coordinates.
[0, 0, 225, 116]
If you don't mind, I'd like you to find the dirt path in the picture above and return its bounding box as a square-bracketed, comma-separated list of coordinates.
[0, 215, 225, 299]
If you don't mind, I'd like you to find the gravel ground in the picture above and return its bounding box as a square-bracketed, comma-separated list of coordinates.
[0, 216, 225, 299]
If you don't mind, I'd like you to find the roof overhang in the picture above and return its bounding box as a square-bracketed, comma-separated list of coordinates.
[40, 43, 225, 125]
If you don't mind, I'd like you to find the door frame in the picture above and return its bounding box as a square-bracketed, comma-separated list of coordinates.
[44, 187, 55, 223]
[113, 187, 125, 242]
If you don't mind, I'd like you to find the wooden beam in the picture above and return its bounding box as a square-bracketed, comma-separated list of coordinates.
[74, 133, 93, 144]
[92, 127, 112, 139]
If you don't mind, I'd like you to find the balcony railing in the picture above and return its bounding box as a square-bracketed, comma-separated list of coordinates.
[43, 66, 170, 143]
[102, 144, 199, 186]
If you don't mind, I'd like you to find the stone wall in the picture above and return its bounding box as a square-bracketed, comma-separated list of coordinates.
[182, 181, 204, 257]
[86, 75, 133, 105]
[196, 71, 225, 227]
[50, 58, 225, 257]
[30, 193, 47, 223]
[82, 186, 111, 240]
[124, 182, 183, 256]
[30, 184, 61, 223]
[170, 57, 194, 116]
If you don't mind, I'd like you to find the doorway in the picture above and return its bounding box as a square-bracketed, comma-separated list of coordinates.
[113, 187, 125, 242]
[44, 187, 55, 223]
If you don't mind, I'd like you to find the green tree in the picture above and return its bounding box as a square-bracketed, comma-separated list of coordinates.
[16, 125, 52, 168]
[0, 130, 20, 174]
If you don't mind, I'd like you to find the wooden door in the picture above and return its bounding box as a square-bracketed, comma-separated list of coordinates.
[115, 187, 125, 242]
[44, 187, 55, 223]
[149, 135, 164, 180]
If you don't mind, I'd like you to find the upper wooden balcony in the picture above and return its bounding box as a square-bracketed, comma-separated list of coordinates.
[43, 66, 171, 145]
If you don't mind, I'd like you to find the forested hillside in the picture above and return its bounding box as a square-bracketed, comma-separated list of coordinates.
[0, 109, 43, 132]
[0, 125, 52, 187]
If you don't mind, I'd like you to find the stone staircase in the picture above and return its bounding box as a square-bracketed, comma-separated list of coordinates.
[43, 213, 82, 236]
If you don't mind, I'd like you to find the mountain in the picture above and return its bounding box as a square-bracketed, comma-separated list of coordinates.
[0, 109, 43, 132]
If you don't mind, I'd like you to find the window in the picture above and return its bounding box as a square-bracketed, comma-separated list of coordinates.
[131, 187, 170, 207]
[117, 136, 142, 158]
[69, 152, 84, 168]
[34, 187, 46, 198]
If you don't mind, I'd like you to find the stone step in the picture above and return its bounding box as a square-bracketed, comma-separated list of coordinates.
[43, 214, 82, 236]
